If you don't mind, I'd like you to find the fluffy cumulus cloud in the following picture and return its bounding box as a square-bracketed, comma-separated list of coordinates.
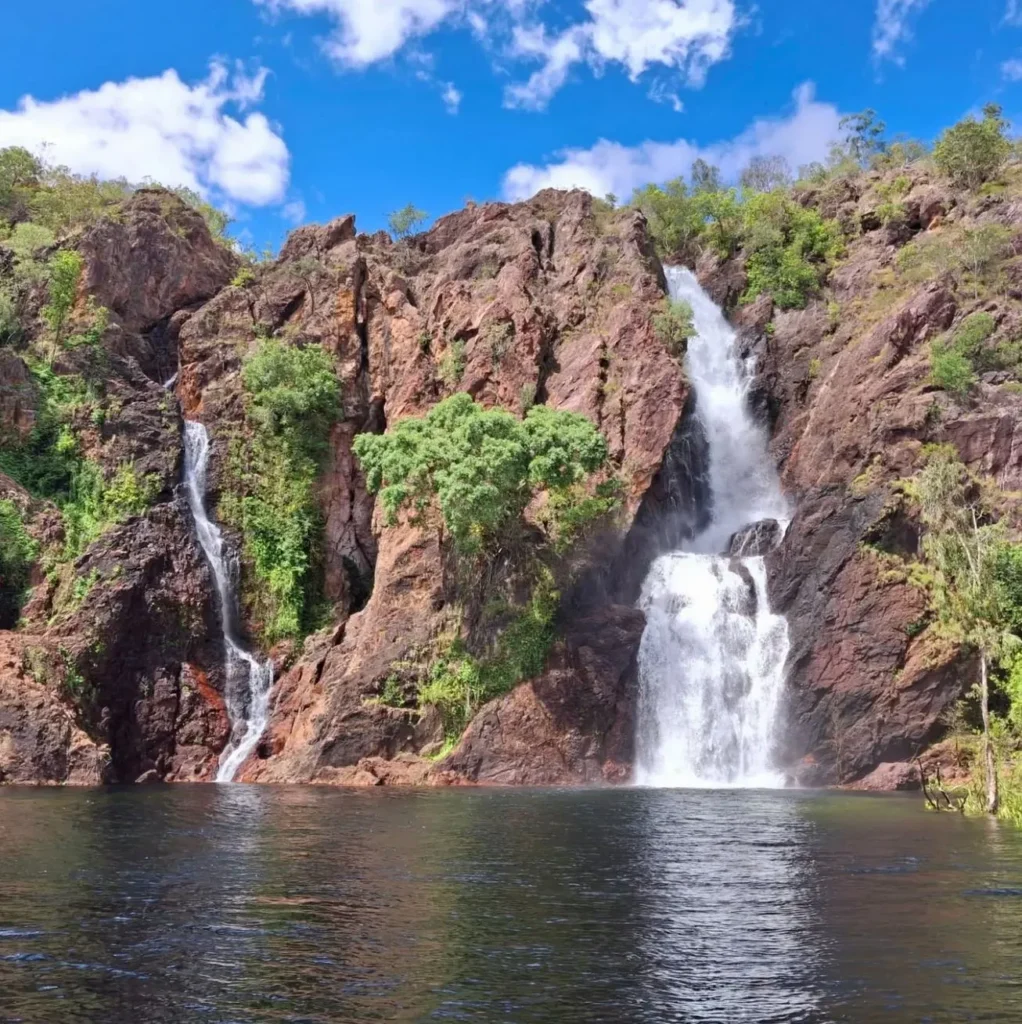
[0, 62, 290, 206]
[256, 0, 460, 66]
[871, 0, 933, 66]
[502, 82, 842, 200]
[258, 0, 739, 108]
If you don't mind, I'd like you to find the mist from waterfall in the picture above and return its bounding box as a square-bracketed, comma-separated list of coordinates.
[183, 421, 274, 783]
[635, 267, 790, 789]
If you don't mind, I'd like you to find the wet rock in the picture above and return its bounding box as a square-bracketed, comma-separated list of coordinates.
[437, 606, 646, 785]
[728, 519, 783, 557]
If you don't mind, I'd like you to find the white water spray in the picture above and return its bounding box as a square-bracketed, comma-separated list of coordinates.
[635, 267, 790, 788]
[183, 421, 274, 783]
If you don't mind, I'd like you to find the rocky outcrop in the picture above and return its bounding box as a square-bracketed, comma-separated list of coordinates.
[749, 165, 1022, 786]
[729, 519, 783, 558]
[237, 190, 688, 784]
[438, 606, 645, 785]
[78, 190, 237, 333]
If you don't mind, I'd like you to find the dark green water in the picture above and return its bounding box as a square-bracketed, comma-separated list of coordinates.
[1, 787, 1021, 1023]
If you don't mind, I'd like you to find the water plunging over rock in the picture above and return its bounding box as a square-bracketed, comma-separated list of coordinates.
[182, 421, 273, 783]
[635, 267, 790, 788]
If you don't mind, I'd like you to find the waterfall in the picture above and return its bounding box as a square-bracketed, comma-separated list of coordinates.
[635, 267, 790, 788]
[182, 421, 274, 783]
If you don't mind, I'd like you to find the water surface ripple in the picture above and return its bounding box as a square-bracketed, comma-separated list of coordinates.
[1, 787, 1021, 1022]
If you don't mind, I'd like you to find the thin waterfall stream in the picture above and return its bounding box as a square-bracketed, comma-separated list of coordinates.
[635, 266, 790, 788]
[182, 421, 274, 783]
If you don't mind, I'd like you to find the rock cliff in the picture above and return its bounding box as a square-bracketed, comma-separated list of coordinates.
[1, 164, 1019, 789]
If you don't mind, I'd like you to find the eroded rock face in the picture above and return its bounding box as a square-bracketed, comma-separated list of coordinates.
[744, 165, 1020, 787]
[231, 190, 687, 785]
[437, 606, 645, 785]
[78, 190, 237, 332]
[729, 519, 783, 558]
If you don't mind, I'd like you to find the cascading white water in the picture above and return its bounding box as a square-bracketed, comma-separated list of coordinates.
[635, 266, 790, 788]
[183, 421, 274, 783]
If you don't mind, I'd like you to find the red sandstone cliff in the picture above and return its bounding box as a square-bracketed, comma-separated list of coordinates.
[2, 168, 1020, 789]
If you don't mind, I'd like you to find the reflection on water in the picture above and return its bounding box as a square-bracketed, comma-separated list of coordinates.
[1, 786, 1021, 1023]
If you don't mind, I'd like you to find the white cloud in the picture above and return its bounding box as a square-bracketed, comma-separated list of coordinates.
[1007, 1, 1022, 26]
[442, 82, 463, 113]
[648, 79, 685, 112]
[502, 82, 841, 200]
[258, 0, 739, 109]
[0, 62, 290, 206]
[1004, 58, 1022, 80]
[281, 198, 307, 223]
[872, 0, 933, 66]
[505, 0, 738, 109]
[256, 0, 459, 66]
[505, 24, 587, 109]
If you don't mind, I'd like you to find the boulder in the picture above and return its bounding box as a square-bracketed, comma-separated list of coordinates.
[728, 519, 783, 557]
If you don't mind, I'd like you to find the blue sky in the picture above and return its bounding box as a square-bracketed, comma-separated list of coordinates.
[2, 0, 1022, 252]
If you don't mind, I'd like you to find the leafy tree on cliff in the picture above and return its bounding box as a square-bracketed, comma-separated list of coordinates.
[629, 178, 704, 259]
[353, 394, 609, 556]
[934, 104, 1012, 191]
[388, 204, 428, 240]
[911, 449, 1022, 813]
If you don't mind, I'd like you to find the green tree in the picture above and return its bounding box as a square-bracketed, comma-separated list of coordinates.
[840, 109, 887, 166]
[652, 298, 696, 357]
[934, 104, 1012, 191]
[630, 178, 704, 259]
[353, 394, 609, 555]
[242, 337, 341, 438]
[41, 249, 83, 348]
[0, 146, 41, 221]
[913, 450, 1022, 814]
[695, 188, 743, 258]
[225, 337, 341, 642]
[388, 204, 428, 239]
[689, 158, 722, 194]
[741, 192, 841, 309]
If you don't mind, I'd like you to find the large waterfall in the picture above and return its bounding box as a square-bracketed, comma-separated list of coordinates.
[635, 267, 790, 788]
[182, 421, 274, 783]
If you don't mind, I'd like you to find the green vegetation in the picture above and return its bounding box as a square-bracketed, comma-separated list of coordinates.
[220, 337, 341, 643]
[897, 222, 1012, 297]
[61, 461, 160, 561]
[354, 393, 609, 556]
[356, 395, 615, 743]
[388, 204, 428, 240]
[417, 571, 559, 739]
[437, 338, 467, 389]
[41, 249, 83, 346]
[907, 448, 1022, 819]
[934, 104, 1012, 191]
[631, 171, 841, 309]
[0, 500, 38, 626]
[741, 192, 842, 309]
[930, 345, 975, 396]
[652, 298, 695, 356]
[0, 146, 230, 240]
[928, 313, 1014, 397]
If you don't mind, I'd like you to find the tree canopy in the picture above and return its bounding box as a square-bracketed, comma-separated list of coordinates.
[353, 394, 609, 554]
